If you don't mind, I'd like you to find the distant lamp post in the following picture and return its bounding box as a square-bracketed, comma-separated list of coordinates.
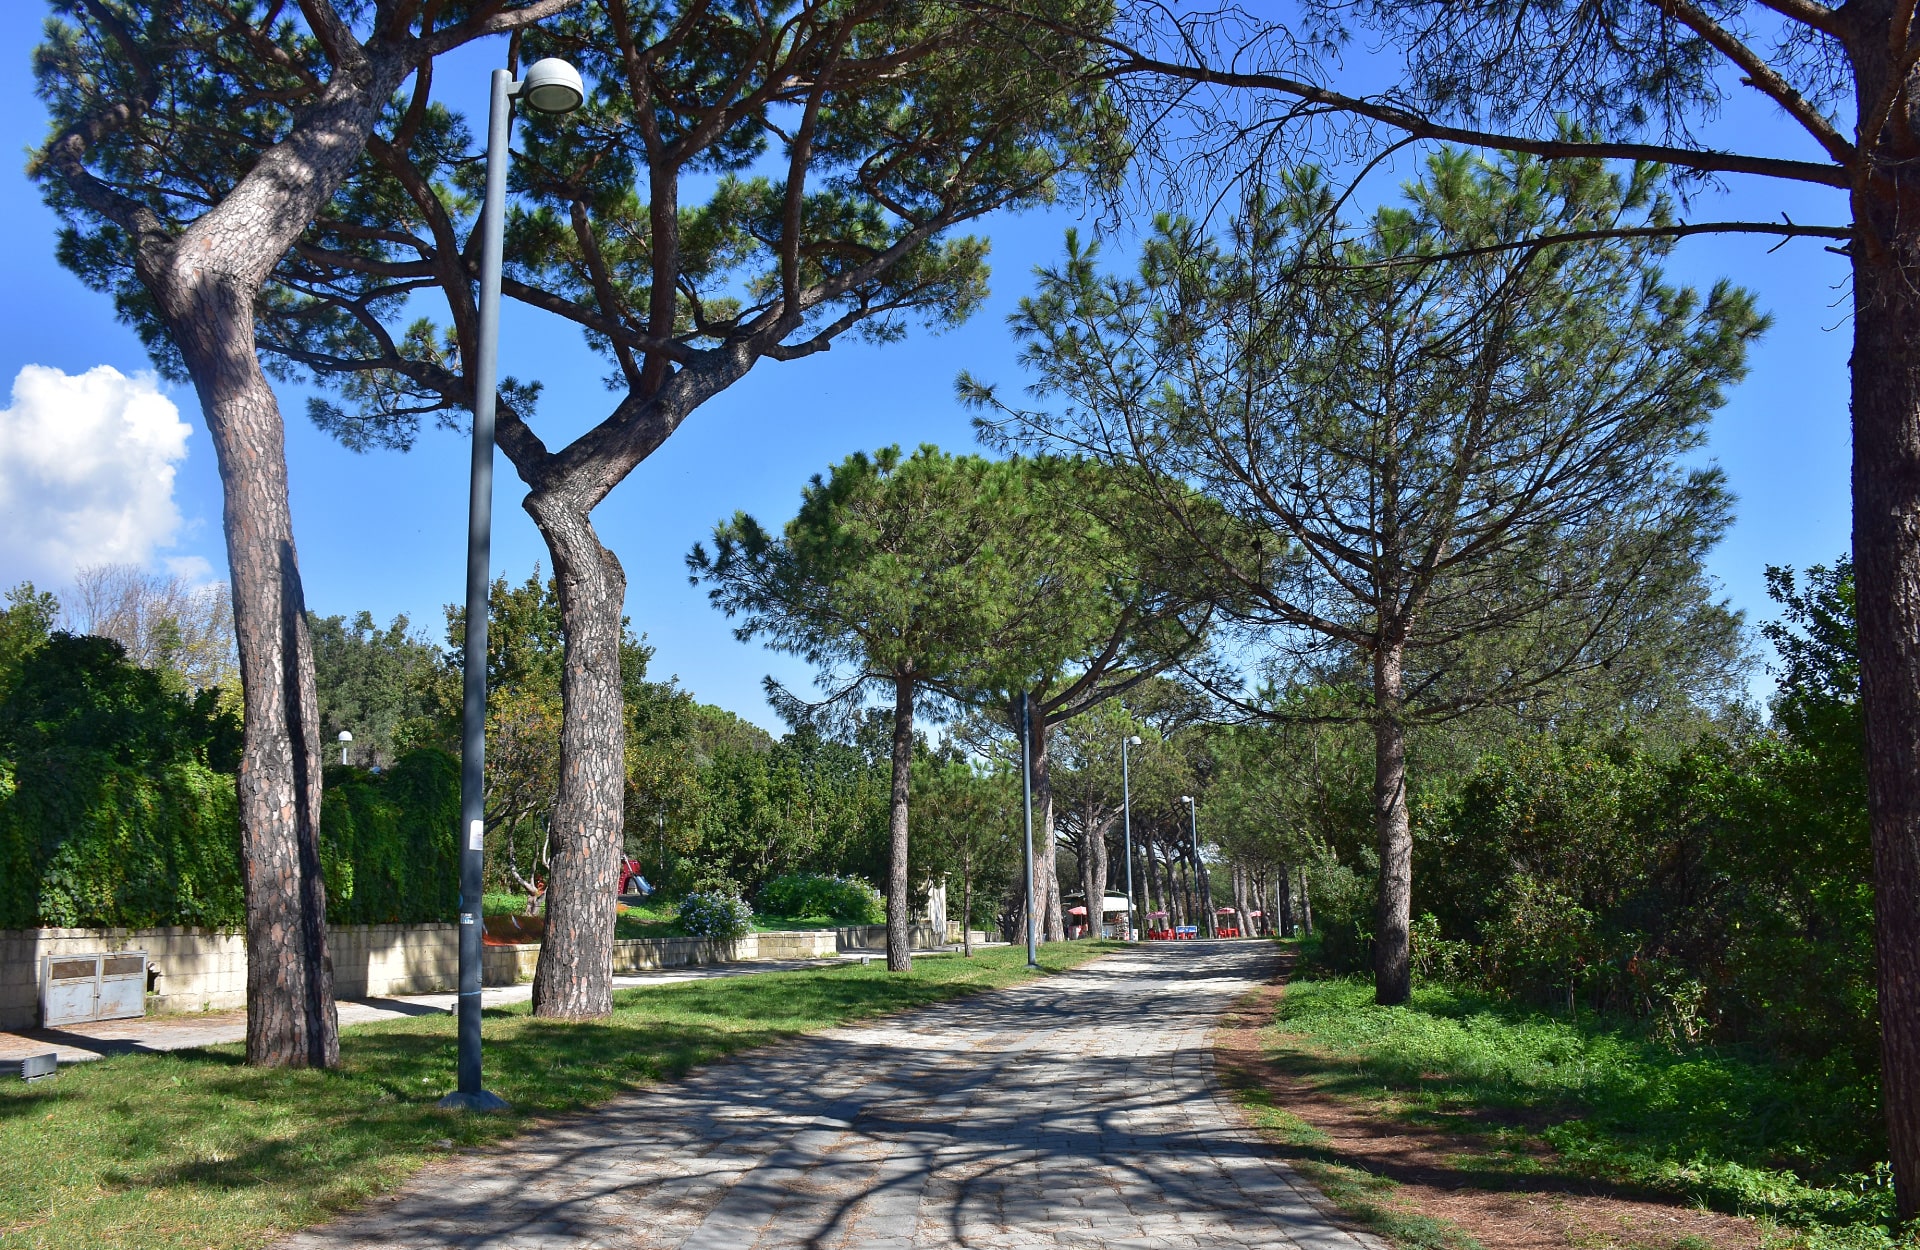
[1121, 735, 1141, 941]
[444, 55, 586, 1116]
[337, 730, 353, 766]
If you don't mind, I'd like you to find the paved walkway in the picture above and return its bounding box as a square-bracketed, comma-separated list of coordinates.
[279, 941, 1379, 1250]
[0, 958, 843, 1067]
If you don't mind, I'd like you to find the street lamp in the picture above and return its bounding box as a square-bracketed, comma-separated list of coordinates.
[1121, 735, 1141, 941]
[443, 56, 585, 1115]
[337, 729, 352, 766]
[1020, 692, 1038, 968]
[1181, 794, 1214, 939]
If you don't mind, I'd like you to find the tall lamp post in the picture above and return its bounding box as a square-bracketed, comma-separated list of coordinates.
[1121, 735, 1140, 941]
[442, 56, 586, 1114]
[1181, 795, 1215, 939]
[1021, 692, 1038, 968]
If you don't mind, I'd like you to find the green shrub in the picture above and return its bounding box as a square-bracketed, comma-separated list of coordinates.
[678, 890, 753, 938]
[319, 750, 461, 925]
[0, 632, 245, 929]
[0, 611, 450, 933]
[757, 872, 883, 923]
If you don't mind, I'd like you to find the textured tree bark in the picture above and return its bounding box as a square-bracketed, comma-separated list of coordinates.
[1197, 849, 1216, 937]
[885, 675, 915, 972]
[1277, 864, 1294, 937]
[1090, 819, 1108, 937]
[961, 845, 973, 957]
[1031, 727, 1066, 941]
[1300, 865, 1314, 938]
[1373, 640, 1413, 1004]
[167, 275, 337, 1068]
[1852, 120, 1920, 1213]
[526, 493, 626, 1019]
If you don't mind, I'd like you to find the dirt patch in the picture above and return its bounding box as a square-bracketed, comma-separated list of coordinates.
[1213, 967, 1767, 1250]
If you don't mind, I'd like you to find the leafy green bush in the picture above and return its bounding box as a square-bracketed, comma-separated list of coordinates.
[0, 632, 245, 929]
[757, 872, 883, 923]
[0, 628, 460, 929]
[678, 891, 753, 938]
[318, 750, 460, 925]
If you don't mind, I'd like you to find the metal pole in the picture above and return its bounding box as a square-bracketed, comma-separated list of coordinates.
[1021, 692, 1038, 968]
[1121, 738, 1136, 942]
[1188, 799, 1212, 939]
[442, 67, 515, 1114]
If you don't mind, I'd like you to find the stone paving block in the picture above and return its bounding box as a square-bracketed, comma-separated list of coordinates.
[275, 944, 1385, 1250]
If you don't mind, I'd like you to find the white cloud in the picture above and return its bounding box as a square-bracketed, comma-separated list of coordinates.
[0, 364, 193, 586]
[163, 554, 215, 584]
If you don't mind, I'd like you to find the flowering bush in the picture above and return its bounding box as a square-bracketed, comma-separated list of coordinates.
[758, 872, 884, 923]
[678, 890, 754, 939]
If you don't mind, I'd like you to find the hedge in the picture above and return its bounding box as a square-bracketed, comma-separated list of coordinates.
[0, 748, 461, 930]
[318, 750, 461, 925]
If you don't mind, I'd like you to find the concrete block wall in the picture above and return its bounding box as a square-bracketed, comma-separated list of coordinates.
[0, 926, 251, 1027]
[834, 923, 944, 952]
[756, 930, 839, 960]
[332, 924, 459, 998]
[1, 924, 847, 1026]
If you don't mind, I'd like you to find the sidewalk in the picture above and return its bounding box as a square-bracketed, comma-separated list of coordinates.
[0, 956, 842, 1068]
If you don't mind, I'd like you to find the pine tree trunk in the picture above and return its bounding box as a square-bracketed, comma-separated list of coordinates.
[1373, 640, 1413, 1004]
[1090, 820, 1108, 937]
[1031, 721, 1066, 941]
[1198, 851, 1216, 937]
[1300, 865, 1314, 938]
[168, 276, 337, 1069]
[886, 674, 915, 972]
[527, 494, 626, 1019]
[961, 846, 973, 958]
[1851, 171, 1920, 1218]
[1277, 864, 1294, 937]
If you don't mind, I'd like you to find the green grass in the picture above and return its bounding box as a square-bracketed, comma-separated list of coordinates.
[1270, 976, 1897, 1250]
[0, 940, 1119, 1250]
[1234, 1082, 1483, 1250]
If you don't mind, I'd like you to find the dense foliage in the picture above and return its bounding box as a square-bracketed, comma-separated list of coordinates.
[757, 873, 885, 925]
[317, 753, 461, 926]
[0, 584, 468, 929]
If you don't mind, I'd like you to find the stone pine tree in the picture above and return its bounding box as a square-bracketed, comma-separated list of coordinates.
[689, 446, 1028, 971]
[31, 0, 571, 1068]
[948, 462, 1216, 944]
[969, 151, 1761, 1002]
[1085, 0, 1920, 1207]
[258, 0, 1123, 1016]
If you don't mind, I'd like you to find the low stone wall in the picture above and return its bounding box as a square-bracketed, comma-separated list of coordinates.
[756, 930, 839, 960]
[479, 930, 840, 987]
[2, 925, 849, 1023]
[333, 924, 460, 999]
[834, 923, 944, 952]
[0, 924, 473, 1029]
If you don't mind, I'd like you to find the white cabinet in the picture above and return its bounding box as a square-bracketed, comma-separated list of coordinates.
[40, 952, 148, 1026]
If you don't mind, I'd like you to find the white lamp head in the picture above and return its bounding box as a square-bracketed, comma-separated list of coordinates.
[338, 730, 353, 743]
[1180, 794, 1192, 804]
[1128, 735, 1142, 745]
[518, 58, 585, 115]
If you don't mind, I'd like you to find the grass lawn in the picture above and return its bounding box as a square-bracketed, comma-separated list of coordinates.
[0, 940, 1119, 1250]
[1269, 974, 1895, 1250]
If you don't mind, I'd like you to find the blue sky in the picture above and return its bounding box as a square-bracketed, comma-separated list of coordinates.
[0, 7, 1854, 729]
